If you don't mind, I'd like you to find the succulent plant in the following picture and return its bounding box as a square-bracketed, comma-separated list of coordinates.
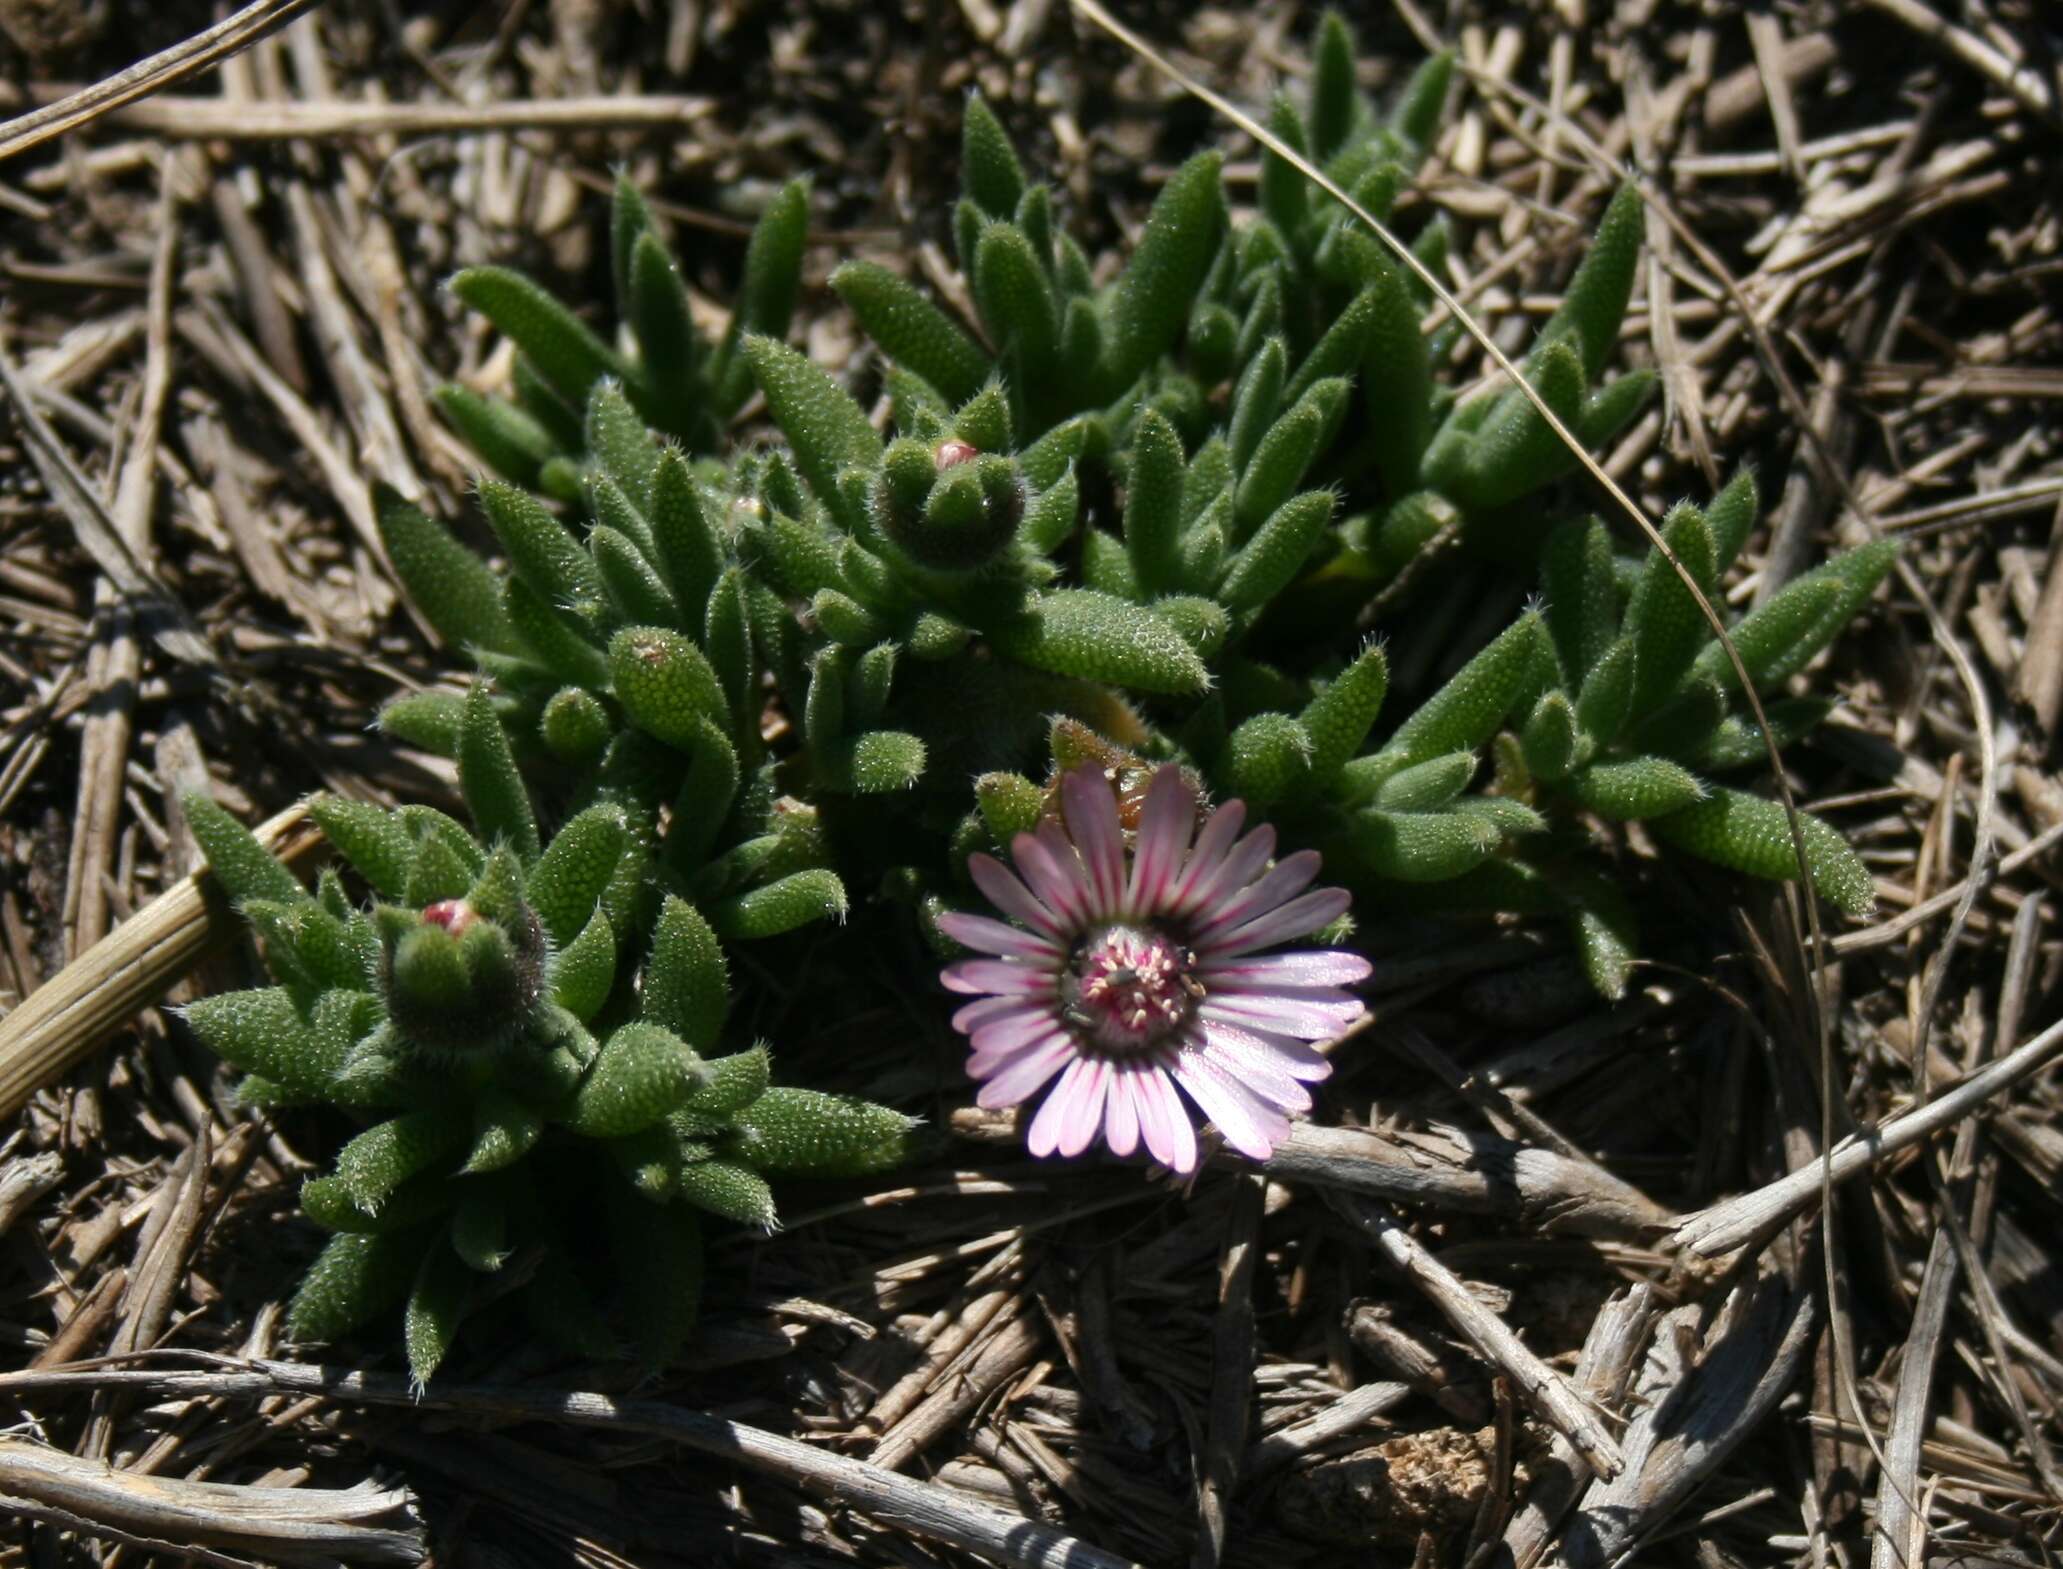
[174, 10, 1899, 1380]
[180, 685, 911, 1384]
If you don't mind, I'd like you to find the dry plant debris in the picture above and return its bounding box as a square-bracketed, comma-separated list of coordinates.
[0, 1, 2060, 1566]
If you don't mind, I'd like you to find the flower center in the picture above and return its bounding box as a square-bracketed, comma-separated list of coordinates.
[1064, 924, 1199, 1054]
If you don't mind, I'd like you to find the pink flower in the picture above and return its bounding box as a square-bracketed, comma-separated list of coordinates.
[939, 764, 1370, 1175]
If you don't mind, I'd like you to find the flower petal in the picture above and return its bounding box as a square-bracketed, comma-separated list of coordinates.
[969, 1004, 1066, 1056]
[1165, 796, 1245, 912]
[1204, 888, 1354, 958]
[1171, 1050, 1291, 1163]
[1015, 826, 1093, 930]
[1171, 824, 1277, 922]
[1193, 1021, 1315, 1112]
[1061, 767, 1126, 917]
[974, 1034, 1076, 1108]
[1126, 767, 1196, 917]
[1191, 850, 1322, 938]
[969, 853, 1068, 939]
[1195, 950, 1372, 988]
[1134, 1064, 1198, 1174]
[1026, 1058, 1093, 1156]
[1195, 1016, 1335, 1083]
[1103, 1067, 1141, 1156]
[951, 994, 1028, 1033]
[942, 958, 1060, 997]
[1201, 988, 1364, 1039]
[938, 910, 1063, 961]
[1061, 1060, 1113, 1156]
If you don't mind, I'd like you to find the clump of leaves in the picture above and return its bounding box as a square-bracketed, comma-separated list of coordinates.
[181, 686, 911, 1383]
[375, 2, 1890, 1041]
[439, 173, 809, 493]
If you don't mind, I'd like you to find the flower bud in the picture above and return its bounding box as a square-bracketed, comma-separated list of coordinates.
[380, 897, 548, 1056]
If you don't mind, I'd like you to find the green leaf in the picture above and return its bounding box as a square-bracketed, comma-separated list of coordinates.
[1651, 789, 1876, 917]
[300, 1172, 448, 1234]
[585, 380, 660, 508]
[1364, 272, 1434, 488]
[1337, 808, 1500, 881]
[404, 1242, 470, 1388]
[540, 686, 612, 765]
[1234, 378, 1347, 537]
[1705, 467, 1761, 576]
[1300, 642, 1389, 782]
[1021, 465, 1080, 555]
[1519, 692, 1579, 782]
[1691, 698, 1835, 772]
[975, 772, 1044, 848]
[610, 626, 730, 747]
[1574, 635, 1637, 746]
[724, 1087, 915, 1176]
[1444, 338, 1588, 510]
[1624, 503, 1720, 713]
[186, 793, 306, 907]
[1539, 182, 1644, 379]
[972, 222, 1060, 383]
[1567, 756, 1707, 820]
[1152, 595, 1230, 661]
[478, 478, 607, 618]
[503, 580, 610, 691]
[592, 523, 678, 626]
[1369, 750, 1475, 811]
[458, 684, 540, 862]
[711, 868, 848, 938]
[649, 447, 726, 618]
[335, 1111, 466, 1215]
[1388, 49, 1455, 149]
[732, 178, 811, 345]
[628, 230, 705, 439]
[452, 266, 620, 408]
[375, 486, 523, 659]
[183, 987, 329, 1093]
[1219, 490, 1334, 611]
[833, 261, 990, 406]
[818, 731, 928, 794]
[1258, 95, 1310, 242]
[961, 90, 1027, 219]
[681, 1043, 772, 1117]
[1748, 539, 1899, 688]
[740, 336, 879, 525]
[1309, 11, 1359, 162]
[674, 1159, 779, 1229]
[1101, 152, 1227, 391]
[569, 1021, 707, 1138]
[1561, 871, 1637, 1000]
[991, 589, 1211, 696]
[1540, 516, 1620, 678]
[1228, 337, 1285, 471]
[1284, 287, 1378, 408]
[433, 385, 557, 490]
[1579, 370, 1656, 448]
[451, 1185, 511, 1273]
[286, 1229, 423, 1345]
[1688, 575, 1843, 696]
[643, 896, 729, 1054]
[462, 1089, 544, 1174]
[306, 795, 412, 900]
[609, 1192, 703, 1370]
[1378, 613, 1543, 768]
[549, 908, 616, 1022]
[1223, 712, 1313, 806]
[1122, 407, 1186, 596]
